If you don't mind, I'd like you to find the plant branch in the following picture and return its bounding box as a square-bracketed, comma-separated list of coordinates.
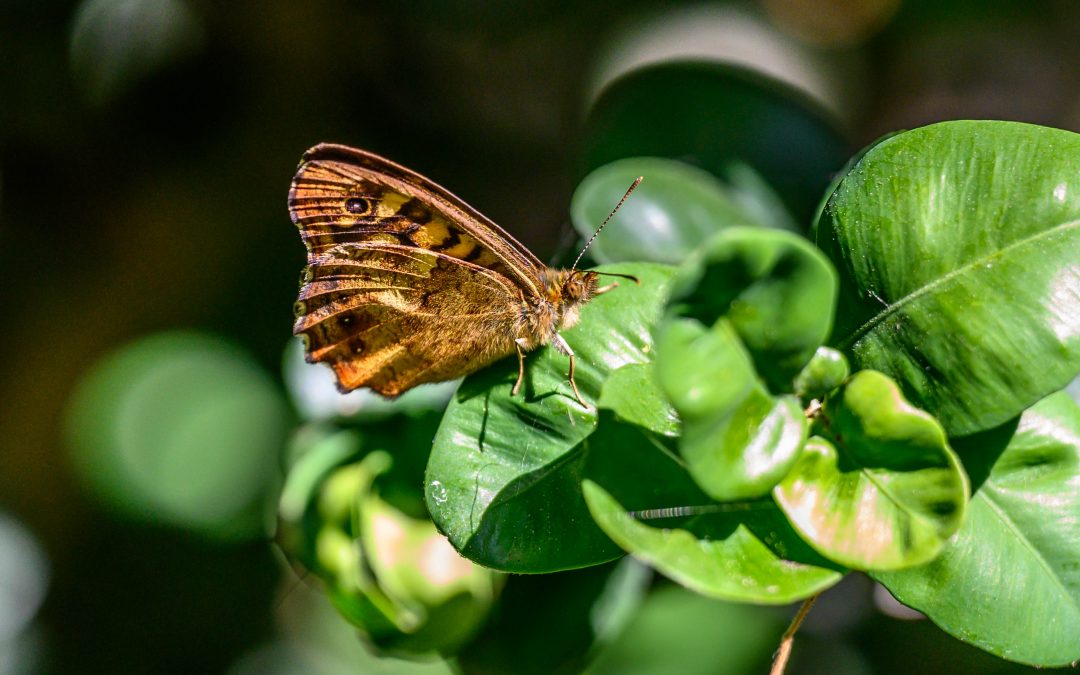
[770, 593, 820, 675]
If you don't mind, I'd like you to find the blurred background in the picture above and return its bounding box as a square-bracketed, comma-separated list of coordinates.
[2, 0, 1079, 673]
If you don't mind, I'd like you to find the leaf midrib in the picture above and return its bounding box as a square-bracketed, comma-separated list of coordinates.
[844, 455, 945, 551]
[838, 219, 1080, 350]
[980, 489, 1079, 616]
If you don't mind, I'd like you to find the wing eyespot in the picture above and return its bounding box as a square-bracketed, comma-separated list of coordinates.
[345, 197, 372, 214]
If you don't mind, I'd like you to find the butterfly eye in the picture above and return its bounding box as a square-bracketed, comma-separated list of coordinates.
[344, 197, 372, 214]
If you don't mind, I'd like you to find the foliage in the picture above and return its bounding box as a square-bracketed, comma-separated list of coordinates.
[280, 62, 1080, 670]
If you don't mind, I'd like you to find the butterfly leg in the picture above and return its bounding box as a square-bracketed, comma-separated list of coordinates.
[552, 333, 587, 407]
[511, 338, 527, 396]
[595, 282, 620, 295]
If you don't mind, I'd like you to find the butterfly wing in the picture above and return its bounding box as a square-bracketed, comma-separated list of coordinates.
[290, 143, 546, 292]
[289, 144, 541, 395]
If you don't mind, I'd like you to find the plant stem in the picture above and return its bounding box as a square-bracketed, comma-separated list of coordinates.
[769, 593, 820, 675]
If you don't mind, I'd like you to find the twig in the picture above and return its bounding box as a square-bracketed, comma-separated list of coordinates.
[769, 593, 820, 675]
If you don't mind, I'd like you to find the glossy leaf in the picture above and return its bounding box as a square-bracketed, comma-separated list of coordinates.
[671, 227, 838, 389]
[819, 120, 1080, 435]
[597, 363, 679, 437]
[775, 370, 969, 570]
[793, 347, 850, 402]
[582, 480, 842, 605]
[570, 157, 769, 265]
[581, 61, 848, 227]
[652, 227, 835, 499]
[654, 318, 806, 500]
[424, 263, 674, 572]
[682, 390, 806, 501]
[654, 318, 756, 420]
[580, 412, 842, 603]
[875, 392, 1080, 666]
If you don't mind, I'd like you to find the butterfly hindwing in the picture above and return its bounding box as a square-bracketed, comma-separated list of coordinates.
[294, 244, 523, 395]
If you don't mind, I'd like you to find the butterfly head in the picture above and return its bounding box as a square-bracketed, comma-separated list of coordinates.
[561, 270, 599, 303]
[536, 269, 596, 333]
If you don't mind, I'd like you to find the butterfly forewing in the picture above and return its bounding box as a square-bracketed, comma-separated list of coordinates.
[289, 144, 546, 288]
[289, 144, 548, 396]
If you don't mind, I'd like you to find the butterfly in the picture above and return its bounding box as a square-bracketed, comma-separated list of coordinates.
[289, 144, 639, 406]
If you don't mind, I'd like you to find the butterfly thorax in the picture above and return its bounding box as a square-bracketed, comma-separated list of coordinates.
[516, 269, 598, 349]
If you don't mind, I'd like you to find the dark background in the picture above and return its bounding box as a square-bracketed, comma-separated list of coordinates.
[2, 1, 1078, 672]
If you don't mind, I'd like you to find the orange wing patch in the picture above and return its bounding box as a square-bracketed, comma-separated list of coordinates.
[293, 244, 524, 396]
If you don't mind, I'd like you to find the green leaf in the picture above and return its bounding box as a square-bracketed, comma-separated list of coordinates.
[580, 414, 841, 603]
[582, 480, 842, 605]
[874, 391, 1080, 667]
[597, 363, 679, 437]
[279, 428, 362, 532]
[570, 157, 770, 265]
[345, 411, 447, 520]
[818, 120, 1080, 435]
[672, 227, 838, 389]
[283, 442, 500, 657]
[774, 370, 969, 570]
[654, 318, 757, 420]
[681, 390, 806, 502]
[356, 491, 499, 655]
[424, 263, 674, 572]
[651, 228, 836, 499]
[654, 318, 806, 500]
[793, 347, 850, 402]
[581, 61, 849, 227]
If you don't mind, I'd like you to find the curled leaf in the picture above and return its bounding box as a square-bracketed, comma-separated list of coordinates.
[774, 370, 969, 570]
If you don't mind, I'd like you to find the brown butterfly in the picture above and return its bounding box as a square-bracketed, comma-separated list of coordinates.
[289, 144, 639, 406]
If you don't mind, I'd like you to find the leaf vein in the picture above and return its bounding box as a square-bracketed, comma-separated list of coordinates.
[838, 219, 1080, 350]
[980, 492, 1078, 612]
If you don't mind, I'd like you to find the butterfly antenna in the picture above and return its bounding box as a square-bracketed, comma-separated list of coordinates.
[571, 176, 643, 271]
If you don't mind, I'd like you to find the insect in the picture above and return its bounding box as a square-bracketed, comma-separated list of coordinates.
[289, 144, 639, 406]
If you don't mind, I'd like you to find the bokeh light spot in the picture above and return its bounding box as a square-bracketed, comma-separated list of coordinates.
[69, 0, 206, 105]
[66, 331, 291, 540]
[0, 513, 49, 642]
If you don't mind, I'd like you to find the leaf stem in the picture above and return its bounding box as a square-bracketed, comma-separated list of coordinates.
[770, 593, 820, 675]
